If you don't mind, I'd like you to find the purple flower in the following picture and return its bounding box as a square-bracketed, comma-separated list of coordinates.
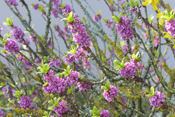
[18, 55, 24, 61]
[103, 86, 118, 102]
[137, 62, 143, 70]
[0, 109, 5, 117]
[119, 60, 137, 78]
[7, 0, 18, 6]
[82, 58, 91, 70]
[4, 39, 19, 55]
[74, 48, 86, 60]
[65, 54, 75, 65]
[2, 87, 8, 96]
[120, 1, 125, 6]
[120, 96, 127, 111]
[122, 44, 128, 53]
[130, 7, 135, 13]
[143, 23, 146, 28]
[165, 19, 175, 38]
[43, 82, 55, 94]
[77, 82, 91, 92]
[154, 36, 159, 47]
[13, 27, 25, 43]
[34, 58, 41, 65]
[105, 19, 113, 28]
[19, 96, 32, 110]
[144, 33, 148, 40]
[0, 26, 2, 34]
[110, 5, 116, 12]
[62, 4, 73, 17]
[100, 109, 110, 117]
[155, 77, 159, 82]
[67, 71, 79, 85]
[52, 9, 58, 18]
[54, 101, 69, 116]
[115, 16, 133, 40]
[33, 4, 39, 10]
[93, 13, 102, 22]
[52, 0, 61, 18]
[54, 77, 67, 93]
[49, 58, 62, 68]
[149, 91, 165, 107]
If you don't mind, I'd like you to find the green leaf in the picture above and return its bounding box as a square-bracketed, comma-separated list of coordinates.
[48, 106, 54, 110]
[112, 15, 121, 23]
[102, 18, 108, 23]
[150, 87, 155, 95]
[48, 99, 54, 105]
[105, 81, 110, 90]
[113, 60, 125, 70]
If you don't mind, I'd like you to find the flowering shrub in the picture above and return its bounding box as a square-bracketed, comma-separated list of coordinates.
[0, 0, 175, 116]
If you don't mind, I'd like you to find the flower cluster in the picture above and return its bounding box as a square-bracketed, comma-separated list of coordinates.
[62, 4, 73, 16]
[7, 0, 18, 6]
[2, 86, 15, 96]
[103, 86, 118, 102]
[122, 44, 128, 53]
[13, 27, 25, 43]
[67, 71, 79, 85]
[119, 59, 137, 78]
[105, 19, 113, 28]
[0, 109, 5, 117]
[154, 36, 159, 47]
[149, 91, 165, 107]
[77, 82, 91, 92]
[93, 13, 102, 22]
[100, 109, 110, 117]
[43, 70, 67, 94]
[165, 19, 175, 38]
[18, 96, 32, 110]
[54, 101, 69, 116]
[49, 57, 62, 68]
[4, 39, 19, 55]
[115, 16, 133, 40]
[52, 0, 61, 18]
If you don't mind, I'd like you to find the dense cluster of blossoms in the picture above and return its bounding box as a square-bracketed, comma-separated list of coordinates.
[119, 59, 137, 78]
[149, 91, 165, 107]
[2, 86, 15, 96]
[43, 70, 67, 94]
[115, 16, 133, 40]
[103, 86, 118, 102]
[100, 109, 110, 117]
[52, 0, 61, 18]
[0, 109, 5, 117]
[62, 4, 73, 17]
[49, 57, 62, 68]
[18, 96, 32, 110]
[13, 27, 25, 43]
[77, 82, 91, 92]
[7, 0, 18, 6]
[67, 71, 79, 85]
[4, 39, 19, 54]
[54, 101, 69, 116]
[165, 19, 175, 38]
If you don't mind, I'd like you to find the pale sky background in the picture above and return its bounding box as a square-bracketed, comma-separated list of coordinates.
[0, 0, 174, 75]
